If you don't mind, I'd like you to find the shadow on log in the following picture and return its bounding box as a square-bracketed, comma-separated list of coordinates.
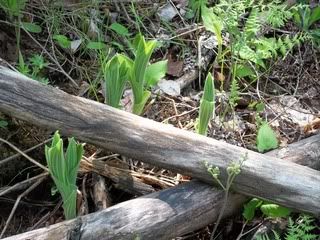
[2, 134, 320, 240]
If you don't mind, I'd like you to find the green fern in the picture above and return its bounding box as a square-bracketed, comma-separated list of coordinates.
[265, 3, 293, 28]
[244, 7, 261, 39]
[277, 34, 302, 57]
[254, 34, 303, 60]
[286, 215, 318, 240]
[257, 215, 318, 240]
[229, 71, 239, 110]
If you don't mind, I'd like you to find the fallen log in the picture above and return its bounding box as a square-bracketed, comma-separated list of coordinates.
[0, 67, 320, 215]
[3, 134, 320, 240]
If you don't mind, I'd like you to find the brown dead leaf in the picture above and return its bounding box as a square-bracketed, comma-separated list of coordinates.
[167, 52, 184, 77]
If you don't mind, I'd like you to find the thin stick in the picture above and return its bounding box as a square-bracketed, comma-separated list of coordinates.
[0, 138, 52, 167]
[0, 138, 48, 172]
[0, 172, 48, 197]
[0, 177, 45, 238]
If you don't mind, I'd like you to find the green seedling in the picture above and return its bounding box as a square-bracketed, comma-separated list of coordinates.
[196, 72, 215, 136]
[127, 34, 167, 115]
[100, 34, 166, 112]
[45, 131, 84, 220]
[0, 0, 41, 55]
[17, 52, 49, 84]
[102, 54, 128, 108]
[129, 34, 156, 115]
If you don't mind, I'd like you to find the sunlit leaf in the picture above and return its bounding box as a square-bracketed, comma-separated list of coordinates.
[260, 203, 291, 218]
[110, 22, 129, 36]
[257, 122, 278, 152]
[20, 22, 42, 33]
[145, 60, 168, 87]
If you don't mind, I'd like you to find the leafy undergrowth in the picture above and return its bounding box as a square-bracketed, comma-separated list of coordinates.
[0, 0, 320, 239]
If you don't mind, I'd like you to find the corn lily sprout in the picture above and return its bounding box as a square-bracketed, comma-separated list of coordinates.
[103, 54, 129, 108]
[196, 72, 215, 136]
[129, 34, 157, 115]
[45, 131, 84, 220]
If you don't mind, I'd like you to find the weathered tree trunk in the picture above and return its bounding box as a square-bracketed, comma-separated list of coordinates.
[3, 134, 320, 240]
[0, 68, 319, 215]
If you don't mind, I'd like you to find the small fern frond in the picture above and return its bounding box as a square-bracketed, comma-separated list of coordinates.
[265, 3, 293, 28]
[245, 7, 260, 39]
[272, 230, 281, 240]
[286, 215, 318, 240]
[229, 69, 240, 110]
[256, 234, 271, 240]
[276, 34, 302, 58]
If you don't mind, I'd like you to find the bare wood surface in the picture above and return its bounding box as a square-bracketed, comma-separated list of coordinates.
[3, 134, 320, 240]
[0, 68, 320, 215]
[0, 182, 248, 240]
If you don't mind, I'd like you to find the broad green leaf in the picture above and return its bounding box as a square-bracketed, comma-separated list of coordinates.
[53, 35, 71, 49]
[255, 102, 265, 112]
[145, 60, 168, 87]
[110, 22, 129, 36]
[201, 6, 223, 47]
[20, 22, 42, 33]
[260, 203, 291, 218]
[234, 64, 255, 78]
[309, 6, 320, 27]
[256, 122, 278, 153]
[243, 198, 263, 221]
[86, 41, 107, 50]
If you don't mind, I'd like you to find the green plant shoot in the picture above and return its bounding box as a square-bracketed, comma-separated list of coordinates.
[0, 0, 26, 19]
[103, 54, 128, 108]
[256, 121, 278, 153]
[45, 131, 84, 220]
[130, 34, 157, 115]
[196, 72, 215, 136]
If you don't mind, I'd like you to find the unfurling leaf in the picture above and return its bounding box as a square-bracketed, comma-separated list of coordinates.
[196, 72, 215, 136]
[45, 131, 83, 220]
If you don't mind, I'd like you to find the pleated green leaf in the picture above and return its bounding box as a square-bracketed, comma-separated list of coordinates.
[103, 54, 129, 108]
[130, 34, 157, 115]
[45, 131, 83, 220]
[196, 73, 215, 136]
